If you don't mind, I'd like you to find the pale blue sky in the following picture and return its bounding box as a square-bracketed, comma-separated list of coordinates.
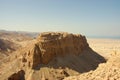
[0, 0, 120, 37]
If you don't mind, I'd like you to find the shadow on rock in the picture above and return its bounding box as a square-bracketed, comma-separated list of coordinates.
[34, 47, 106, 73]
[8, 70, 25, 80]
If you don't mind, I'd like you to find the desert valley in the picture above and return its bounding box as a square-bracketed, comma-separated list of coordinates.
[0, 30, 120, 80]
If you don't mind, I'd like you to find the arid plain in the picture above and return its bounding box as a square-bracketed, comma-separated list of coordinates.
[88, 38, 120, 59]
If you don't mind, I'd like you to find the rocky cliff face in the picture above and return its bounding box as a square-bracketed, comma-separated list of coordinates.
[0, 32, 105, 80]
[21, 32, 89, 69]
[35, 32, 88, 67]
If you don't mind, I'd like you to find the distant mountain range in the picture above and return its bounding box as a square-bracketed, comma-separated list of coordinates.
[87, 36, 120, 39]
[0, 29, 39, 38]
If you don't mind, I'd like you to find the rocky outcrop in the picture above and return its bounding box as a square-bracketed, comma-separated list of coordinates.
[37, 32, 88, 64]
[21, 32, 89, 69]
[0, 32, 106, 80]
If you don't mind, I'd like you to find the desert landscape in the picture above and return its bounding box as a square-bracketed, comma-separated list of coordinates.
[0, 0, 119, 80]
[65, 38, 120, 80]
[0, 30, 120, 80]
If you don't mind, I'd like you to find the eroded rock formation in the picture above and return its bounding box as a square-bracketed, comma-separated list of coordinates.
[21, 32, 89, 69]
[0, 32, 106, 80]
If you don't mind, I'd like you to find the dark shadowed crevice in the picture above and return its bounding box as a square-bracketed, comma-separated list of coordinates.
[8, 70, 25, 80]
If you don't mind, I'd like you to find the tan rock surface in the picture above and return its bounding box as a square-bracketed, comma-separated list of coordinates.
[0, 32, 106, 80]
[64, 52, 120, 80]
[0, 38, 19, 52]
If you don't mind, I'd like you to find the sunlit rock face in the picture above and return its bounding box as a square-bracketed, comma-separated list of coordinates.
[1, 32, 106, 80]
[23, 32, 88, 69]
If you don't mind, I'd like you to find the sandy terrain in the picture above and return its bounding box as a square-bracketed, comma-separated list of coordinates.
[88, 38, 120, 59]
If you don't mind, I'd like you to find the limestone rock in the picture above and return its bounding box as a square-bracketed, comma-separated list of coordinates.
[22, 32, 88, 68]
[0, 32, 106, 80]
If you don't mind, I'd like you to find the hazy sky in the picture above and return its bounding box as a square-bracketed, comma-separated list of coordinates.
[0, 0, 120, 37]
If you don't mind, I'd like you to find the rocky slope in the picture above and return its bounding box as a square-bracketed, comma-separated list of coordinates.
[0, 32, 105, 80]
[0, 38, 20, 62]
[64, 52, 120, 80]
[0, 38, 19, 52]
[0, 30, 34, 42]
[0, 30, 36, 58]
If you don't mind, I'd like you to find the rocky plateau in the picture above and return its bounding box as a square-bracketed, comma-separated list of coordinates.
[0, 32, 106, 80]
